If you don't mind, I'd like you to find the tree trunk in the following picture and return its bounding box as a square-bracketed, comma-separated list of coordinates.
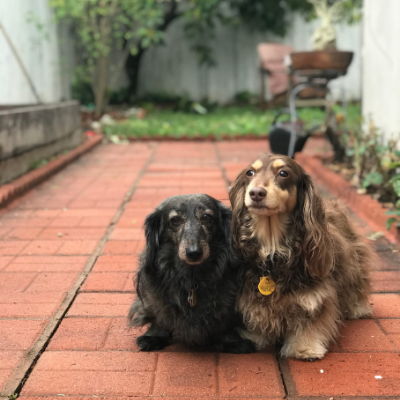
[125, 1, 181, 96]
[94, 54, 110, 118]
[125, 48, 145, 97]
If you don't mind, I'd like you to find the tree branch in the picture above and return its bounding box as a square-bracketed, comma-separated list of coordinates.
[159, 0, 183, 31]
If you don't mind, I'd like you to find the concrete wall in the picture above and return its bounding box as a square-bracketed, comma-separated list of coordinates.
[362, 0, 400, 142]
[137, 15, 362, 103]
[0, 0, 75, 105]
[0, 101, 82, 185]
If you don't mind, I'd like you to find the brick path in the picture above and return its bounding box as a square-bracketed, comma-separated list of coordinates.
[1, 141, 400, 400]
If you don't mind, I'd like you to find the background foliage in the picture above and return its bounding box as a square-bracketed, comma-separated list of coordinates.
[49, 0, 363, 113]
[338, 120, 400, 230]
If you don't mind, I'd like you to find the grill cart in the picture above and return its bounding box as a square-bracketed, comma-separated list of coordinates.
[269, 50, 353, 161]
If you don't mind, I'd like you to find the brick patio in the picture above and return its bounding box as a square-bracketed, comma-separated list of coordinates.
[1, 140, 400, 400]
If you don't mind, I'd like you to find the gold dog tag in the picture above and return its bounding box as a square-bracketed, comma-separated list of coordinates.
[258, 276, 276, 296]
[188, 289, 197, 307]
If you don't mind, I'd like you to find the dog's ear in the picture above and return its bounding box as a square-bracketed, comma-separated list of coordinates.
[228, 170, 248, 247]
[295, 172, 334, 278]
[228, 170, 247, 211]
[143, 208, 164, 268]
[216, 201, 232, 247]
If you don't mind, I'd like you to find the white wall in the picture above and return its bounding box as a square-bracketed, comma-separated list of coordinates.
[0, 0, 74, 105]
[362, 0, 400, 142]
[138, 14, 362, 103]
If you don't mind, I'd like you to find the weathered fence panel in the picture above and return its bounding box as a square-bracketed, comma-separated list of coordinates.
[138, 15, 361, 103]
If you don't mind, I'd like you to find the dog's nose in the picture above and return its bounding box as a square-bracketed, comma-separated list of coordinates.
[249, 187, 267, 202]
[186, 246, 203, 261]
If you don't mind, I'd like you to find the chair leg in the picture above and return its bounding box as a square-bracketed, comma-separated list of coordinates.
[259, 68, 266, 106]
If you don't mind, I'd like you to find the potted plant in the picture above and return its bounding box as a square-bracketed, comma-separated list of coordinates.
[290, 0, 361, 71]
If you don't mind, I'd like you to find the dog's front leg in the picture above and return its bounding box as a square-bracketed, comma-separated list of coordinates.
[281, 304, 339, 361]
[214, 328, 256, 354]
[137, 323, 172, 351]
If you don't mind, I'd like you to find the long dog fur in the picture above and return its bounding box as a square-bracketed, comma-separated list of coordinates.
[229, 154, 372, 360]
[128, 194, 255, 354]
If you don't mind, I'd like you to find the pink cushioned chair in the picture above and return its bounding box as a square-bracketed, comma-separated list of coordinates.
[257, 43, 293, 102]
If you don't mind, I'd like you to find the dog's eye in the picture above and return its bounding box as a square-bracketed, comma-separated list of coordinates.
[170, 217, 182, 227]
[279, 170, 289, 178]
[201, 214, 213, 224]
[246, 170, 255, 177]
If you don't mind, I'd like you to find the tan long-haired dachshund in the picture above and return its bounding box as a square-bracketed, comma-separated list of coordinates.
[229, 154, 372, 360]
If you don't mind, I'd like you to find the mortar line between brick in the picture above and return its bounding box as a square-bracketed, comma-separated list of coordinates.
[375, 317, 398, 351]
[215, 352, 220, 396]
[97, 317, 114, 351]
[0, 317, 49, 321]
[285, 397, 400, 400]
[79, 289, 136, 293]
[149, 353, 159, 395]
[0, 143, 159, 397]
[20, 271, 40, 292]
[276, 353, 294, 399]
[8, 395, 400, 400]
[3, 395, 398, 400]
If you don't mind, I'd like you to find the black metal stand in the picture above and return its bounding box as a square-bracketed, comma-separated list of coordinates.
[286, 68, 347, 160]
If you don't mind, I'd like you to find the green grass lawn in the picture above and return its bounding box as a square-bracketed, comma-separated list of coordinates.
[104, 104, 361, 139]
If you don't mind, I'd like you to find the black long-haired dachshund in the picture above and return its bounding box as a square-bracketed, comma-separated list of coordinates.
[128, 193, 255, 353]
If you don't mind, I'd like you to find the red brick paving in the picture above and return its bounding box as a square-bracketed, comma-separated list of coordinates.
[0, 320, 48, 350]
[0, 292, 65, 318]
[289, 353, 400, 397]
[80, 271, 134, 291]
[92, 255, 139, 272]
[22, 352, 156, 396]
[218, 353, 285, 397]
[67, 293, 133, 317]
[1, 140, 400, 399]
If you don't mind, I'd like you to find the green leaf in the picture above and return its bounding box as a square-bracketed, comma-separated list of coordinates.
[362, 172, 383, 188]
[375, 145, 388, 155]
[394, 180, 400, 196]
[389, 161, 400, 169]
[385, 210, 400, 216]
[358, 144, 368, 154]
[387, 175, 400, 186]
[386, 217, 399, 230]
[141, 37, 151, 48]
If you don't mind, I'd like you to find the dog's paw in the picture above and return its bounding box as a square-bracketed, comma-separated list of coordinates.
[281, 340, 327, 360]
[137, 335, 170, 351]
[218, 338, 256, 354]
[232, 338, 257, 354]
[346, 302, 373, 320]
